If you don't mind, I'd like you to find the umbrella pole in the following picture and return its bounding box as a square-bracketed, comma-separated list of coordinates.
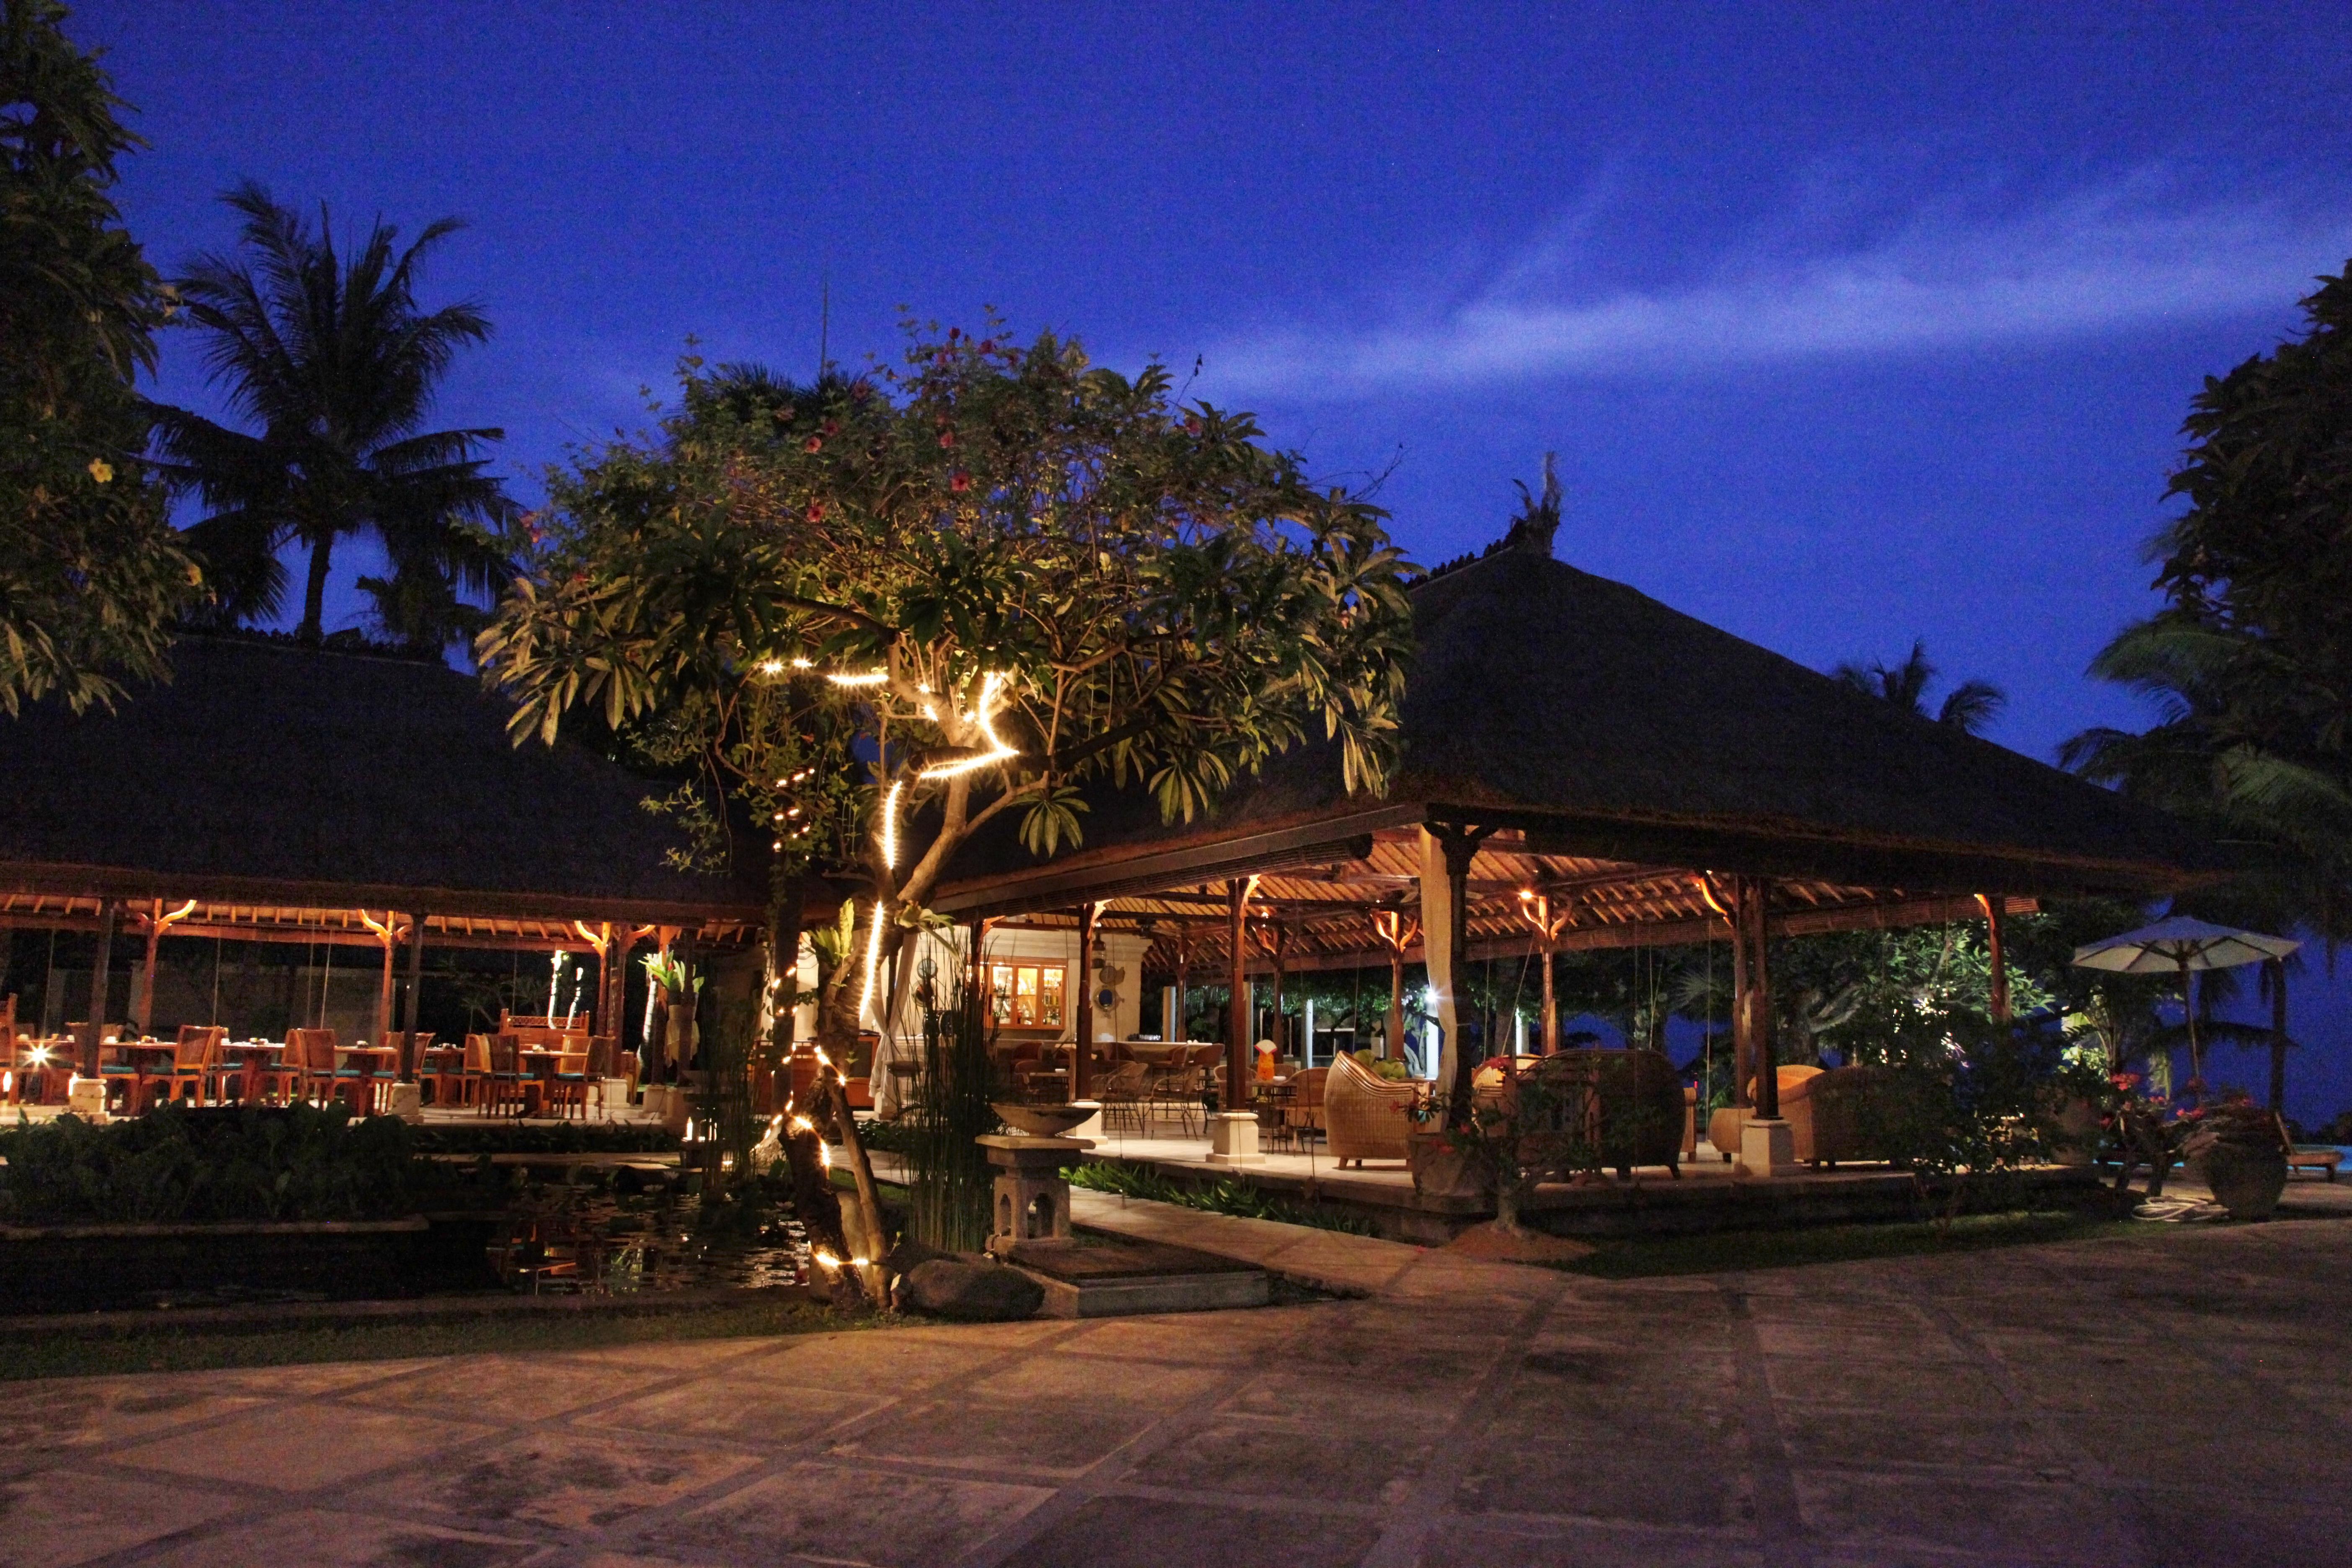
[2178, 954, 2202, 1094]
[2268, 957, 2288, 1115]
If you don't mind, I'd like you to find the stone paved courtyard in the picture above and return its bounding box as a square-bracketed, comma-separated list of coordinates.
[3, 1203, 2348, 1568]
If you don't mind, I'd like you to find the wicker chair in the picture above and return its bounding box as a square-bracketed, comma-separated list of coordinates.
[1099, 1060, 1150, 1137]
[1515, 1048, 1685, 1179]
[1707, 1064, 1826, 1161]
[1326, 1051, 1422, 1167]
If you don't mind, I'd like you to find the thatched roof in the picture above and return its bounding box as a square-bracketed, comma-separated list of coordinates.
[0, 634, 768, 924]
[934, 538, 2215, 921]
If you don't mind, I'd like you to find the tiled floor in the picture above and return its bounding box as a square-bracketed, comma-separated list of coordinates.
[4, 1201, 2348, 1566]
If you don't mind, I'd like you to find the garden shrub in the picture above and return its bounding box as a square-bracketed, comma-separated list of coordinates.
[0, 1105, 421, 1225]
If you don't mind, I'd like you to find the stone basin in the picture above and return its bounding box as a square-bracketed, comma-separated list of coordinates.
[992, 1101, 1098, 1137]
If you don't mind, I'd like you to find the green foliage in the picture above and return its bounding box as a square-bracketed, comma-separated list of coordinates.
[901, 965, 1002, 1252]
[0, 1104, 419, 1224]
[1063, 1159, 1376, 1235]
[1856, 1015, 2109, 1227]
[479, 325, 1416, 1037]
[0, 0, 200, 715]
[406, 1121, 680, 1156]
[150, 182, 514, 645]
[2066, 262, 2352, 941]
[1830, 639, 2007, 735]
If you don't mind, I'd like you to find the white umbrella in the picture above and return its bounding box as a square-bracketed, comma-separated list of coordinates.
[2073, 916, 2300, 1086]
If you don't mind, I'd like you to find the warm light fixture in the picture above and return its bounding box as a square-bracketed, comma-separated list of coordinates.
[828, 669, 888, 687]
[857, 900, 887, 1018]
[878, 779, 905, 871]
[917, 671, 1019, 779]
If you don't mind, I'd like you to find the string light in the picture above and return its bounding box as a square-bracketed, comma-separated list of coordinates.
[759, 659, 785, 675]
[879, 779, 905, 871]
[828, 670, 888, 687]
[857, 900, 887, 1018]
[918, 671, 1020, 779]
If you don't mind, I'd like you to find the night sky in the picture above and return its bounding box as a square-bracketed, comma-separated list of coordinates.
[71, 2, 2352, 1121]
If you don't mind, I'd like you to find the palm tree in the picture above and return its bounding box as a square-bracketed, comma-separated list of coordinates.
[150, 182, 513, 645]
[1831, 640, 2006, 735]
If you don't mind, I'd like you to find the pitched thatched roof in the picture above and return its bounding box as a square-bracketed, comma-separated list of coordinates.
[0, 634, 767, 923]
[933, 539, 2215, 917]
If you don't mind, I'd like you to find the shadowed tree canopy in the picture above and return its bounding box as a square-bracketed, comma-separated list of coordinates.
[479, 325, 1416, 1042]
[149, 182, 514, 647]
[1831, 640, 2006, 735]
[2065, 261, 2352, 941]
[0, 0, 199, 714]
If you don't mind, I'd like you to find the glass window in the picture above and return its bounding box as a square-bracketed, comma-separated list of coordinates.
[985, 962, 1065, 1028]
[1039, 967, 1064, 1027]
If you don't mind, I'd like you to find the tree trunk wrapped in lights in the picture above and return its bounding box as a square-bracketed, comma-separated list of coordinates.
[478, 325, 1418, 1292]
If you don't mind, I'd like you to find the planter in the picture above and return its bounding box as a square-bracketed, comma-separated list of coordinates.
[1406, 1131, 1487, 1202]
[2195, 1146, 2288, 1221]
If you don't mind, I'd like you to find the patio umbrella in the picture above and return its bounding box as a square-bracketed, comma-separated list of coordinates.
[2072, 916, 2300, 1087]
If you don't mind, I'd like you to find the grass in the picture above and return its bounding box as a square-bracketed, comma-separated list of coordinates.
[1550, 1208, 2135, 1279]
[1066, 1159, 1378, 1236]
[0, 1295, 863, 1382]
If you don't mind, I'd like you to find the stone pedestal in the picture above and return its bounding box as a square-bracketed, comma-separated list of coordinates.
[980, 1133, 1093, 1256]
[383, 1081, 424, 1124]
[1736, 1116, 1800, 1178]
[65, 1076, 106, 1120]
[1206, 1110, 1261, 1167]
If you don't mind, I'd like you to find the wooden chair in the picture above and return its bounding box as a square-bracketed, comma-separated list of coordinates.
[159, 1025, 227, 1109]
[482, 1032, 529, 1117]
[546, 1035, 592, 1120]
[284, 1027, 350, 1108]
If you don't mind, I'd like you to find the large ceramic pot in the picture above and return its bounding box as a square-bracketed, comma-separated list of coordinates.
[1406, 1130, 1487, 1201]
[2196, 1145, 2288, 1220]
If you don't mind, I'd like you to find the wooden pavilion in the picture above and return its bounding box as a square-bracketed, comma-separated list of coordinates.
[0, 633, 774, 1093]
[926, 524, 2218, 1170]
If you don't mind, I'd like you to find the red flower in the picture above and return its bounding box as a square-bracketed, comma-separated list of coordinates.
[802, 436, 823, 453]
[821, 419, 840, 437]
[805, 500, 826, 521]
[939, 431, 956, 448]
[951, 472, 970, 493]
[1184, 415, 1203, 435]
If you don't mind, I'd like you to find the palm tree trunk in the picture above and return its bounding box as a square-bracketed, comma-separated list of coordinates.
[299, 531, 335, 643]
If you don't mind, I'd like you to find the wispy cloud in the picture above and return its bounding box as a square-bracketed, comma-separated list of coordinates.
[1208, 179, 2352, 398]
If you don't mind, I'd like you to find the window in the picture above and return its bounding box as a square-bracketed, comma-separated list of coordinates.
[988, 962, 1066, 1028]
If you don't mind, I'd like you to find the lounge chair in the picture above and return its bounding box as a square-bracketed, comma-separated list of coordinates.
[1326, 1051, 1421, 1166]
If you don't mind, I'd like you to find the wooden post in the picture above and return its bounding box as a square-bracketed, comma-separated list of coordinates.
[2267, 956, 2289, 1114]
[1172, 928, 1191, 1042]
[81, 898, 119, 1075]
[1736, 876, 1778, 1121]
[1716, 879, 1752, 1109]
[1266, 919, 1288, 1060]
[132, 899, 193, 1035]
[1073, 902, 1098, 1101]
[1422, 823, 1490, 1122]
[1226, 879, 1250, 1110]
[1369, 905, 1416, 1063]
[397, 912, 426, 1082]
[1976, 894, 2010, 1023]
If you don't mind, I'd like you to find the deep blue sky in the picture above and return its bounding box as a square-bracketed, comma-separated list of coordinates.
[72, 3, 2352, 1120]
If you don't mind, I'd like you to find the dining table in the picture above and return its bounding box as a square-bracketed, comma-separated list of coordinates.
[108, 1038, 181, 1113]
[219, 1039, 285, 1103]
[338, 1043, 398, 1114]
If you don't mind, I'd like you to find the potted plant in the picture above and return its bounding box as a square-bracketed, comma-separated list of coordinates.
[2178, 1094, 2291, 1220]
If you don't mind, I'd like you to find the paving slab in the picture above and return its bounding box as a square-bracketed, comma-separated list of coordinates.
[10, 1204, 2347, 1566]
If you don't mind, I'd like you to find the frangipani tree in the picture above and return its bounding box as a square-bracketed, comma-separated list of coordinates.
[481, 326, 1413, 1282]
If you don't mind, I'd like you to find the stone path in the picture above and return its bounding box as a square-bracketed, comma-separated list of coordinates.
[3, 1203, 2348, 1567]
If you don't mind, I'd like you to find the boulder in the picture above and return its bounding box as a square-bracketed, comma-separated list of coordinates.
[900, 1258, 1045, 1322]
